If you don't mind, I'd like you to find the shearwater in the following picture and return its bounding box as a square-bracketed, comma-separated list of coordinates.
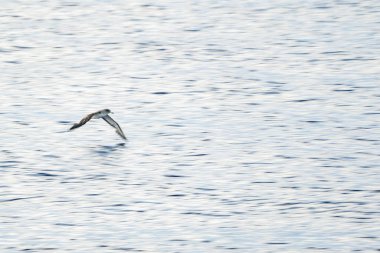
[69, 109, 127, 140]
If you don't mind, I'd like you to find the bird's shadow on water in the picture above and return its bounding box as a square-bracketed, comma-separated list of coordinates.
[92, 142, 127, 156]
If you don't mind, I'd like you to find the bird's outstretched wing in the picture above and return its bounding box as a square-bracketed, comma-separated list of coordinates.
[102, 115, 127, 140]
[69, 113, 95, 131]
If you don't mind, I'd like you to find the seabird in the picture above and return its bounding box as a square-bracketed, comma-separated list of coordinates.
[69, 109, 127, 140]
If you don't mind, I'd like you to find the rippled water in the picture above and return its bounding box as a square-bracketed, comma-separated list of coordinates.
[1, 1, 379, 252]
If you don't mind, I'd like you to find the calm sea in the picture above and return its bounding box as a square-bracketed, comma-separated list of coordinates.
[1, 1, 379, 252]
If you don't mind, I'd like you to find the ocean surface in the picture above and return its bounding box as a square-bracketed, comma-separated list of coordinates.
[1, 1, 379, 252]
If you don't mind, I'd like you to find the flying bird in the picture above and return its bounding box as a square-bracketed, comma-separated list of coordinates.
[69, 109, 127, 140]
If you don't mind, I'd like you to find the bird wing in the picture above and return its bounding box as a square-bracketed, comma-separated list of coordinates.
[102, 115, 127, 140]
[69, 113, 95, 131]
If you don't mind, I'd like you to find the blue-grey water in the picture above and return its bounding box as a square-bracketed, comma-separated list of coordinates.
[1, 1, 379, 252]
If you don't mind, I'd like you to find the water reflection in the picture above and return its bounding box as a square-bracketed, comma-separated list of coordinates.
[92, 143, 127, 156]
